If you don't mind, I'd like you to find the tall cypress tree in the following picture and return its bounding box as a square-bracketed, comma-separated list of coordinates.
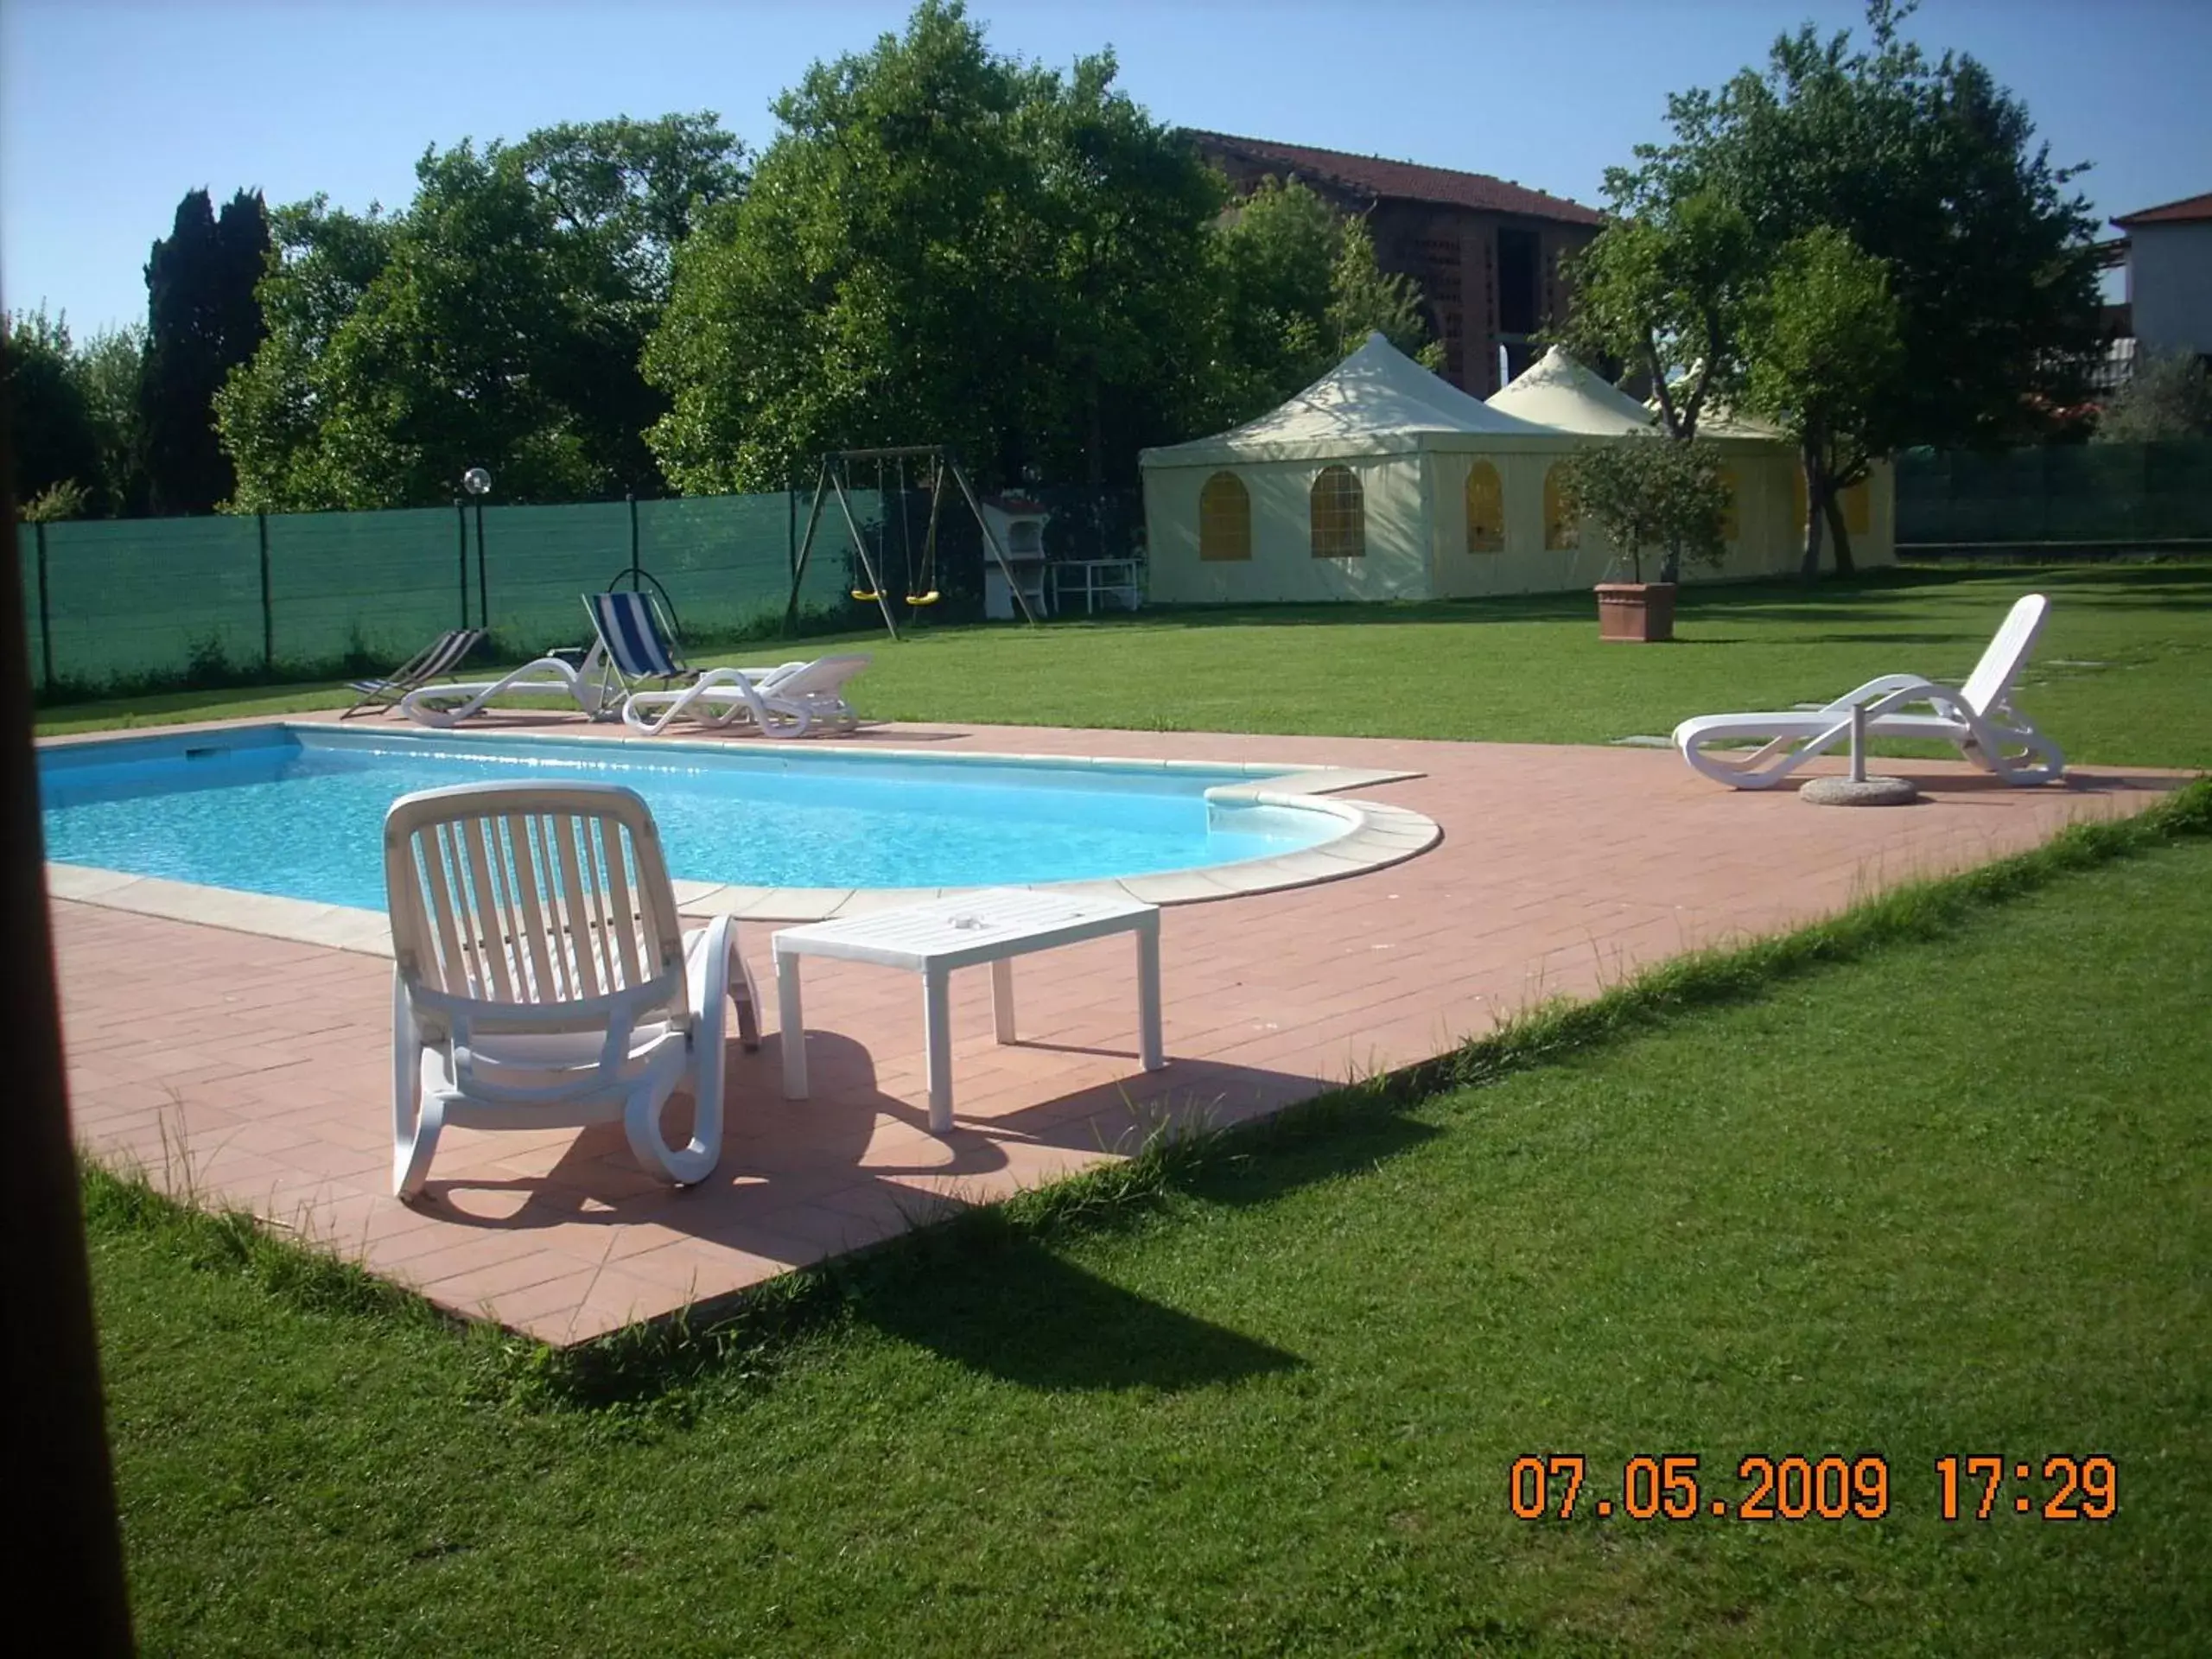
[140, 187, 270, 513]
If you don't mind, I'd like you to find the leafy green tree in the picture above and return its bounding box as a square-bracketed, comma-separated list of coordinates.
[1197, 177, 1440, 434]
[2, 308, 101, 512]
[1742, 227, 1904, 575]
[1556, 433, 1730, 584]
[142, 188, 270, 513]
[1560, 191, 1755, 439]
[75, 324, 150, 516]
[2094, 349, 2212, 443]
[214, 197, 398, 510]
[1014, 51, 1228, 486]
[648, 2, 1222, 493]
[19, 479, 92, 523]
[218, 116, 744, 511]
[1567, 0, 2101, 575]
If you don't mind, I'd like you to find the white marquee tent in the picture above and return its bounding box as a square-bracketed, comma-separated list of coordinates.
[1139, 336, 1891, 605]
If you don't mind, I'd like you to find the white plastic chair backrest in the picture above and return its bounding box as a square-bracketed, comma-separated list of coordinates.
[1958, 594, 2050, 715]
[384, 782, 686, 1035]
[769, 653, 873, 697]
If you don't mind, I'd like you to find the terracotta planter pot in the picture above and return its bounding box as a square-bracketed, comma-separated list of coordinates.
[1595, 582, 1676, 643]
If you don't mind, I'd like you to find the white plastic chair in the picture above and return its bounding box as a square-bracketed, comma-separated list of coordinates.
[385, 782, 760, 1198]
[622, 653, 872, 738]
[1672, 593, 2065, 789]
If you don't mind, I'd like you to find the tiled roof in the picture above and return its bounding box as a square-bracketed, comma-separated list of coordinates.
[2113, 191, 2212, 228]
[1188, 130, 1603, 226]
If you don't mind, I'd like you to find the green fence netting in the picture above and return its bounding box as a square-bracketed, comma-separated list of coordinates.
[20, 482, 1142, 695]
[264, 506, 459, 668]
[1898, 440, 2212, 547]
[18, 491, 880, 693]
[38, 515, 265, 686]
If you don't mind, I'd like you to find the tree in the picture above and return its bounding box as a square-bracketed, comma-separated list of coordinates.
[213, 197, 398, 510]
[1560, 191, 1755, 440]
[141, 188, 270, 513]
[74, 325, 149, 516]
[1555, 433, 1730, 584]
[2094, 349, 2212, 443]
[1741, 227, 1904, 575]
[2, 308, 101, 512]
[647, 2, 1224, 493]
[1565, 0, 2101, 575]
[1198, 177, 1441, 435]
[218, 116, 745, 510]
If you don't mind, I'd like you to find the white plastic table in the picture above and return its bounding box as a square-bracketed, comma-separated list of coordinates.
[772, 888, 1165, 1132]
[1051, 557, 1143, 614]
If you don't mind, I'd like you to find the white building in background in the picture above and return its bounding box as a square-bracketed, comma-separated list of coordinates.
[2112, 191, 2212, 364]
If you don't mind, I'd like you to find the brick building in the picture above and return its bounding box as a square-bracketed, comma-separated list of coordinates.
[1188, 130, 1605, 397]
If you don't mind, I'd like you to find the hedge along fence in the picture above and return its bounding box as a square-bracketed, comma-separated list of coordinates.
[18, 491, 880, 698]
[1897, 439, 2212, 551]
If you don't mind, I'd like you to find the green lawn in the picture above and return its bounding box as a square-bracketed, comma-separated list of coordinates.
[60, 564, 2212, 1649]
[36, 562, 2212, 770]
[91, 799, 2212, 1655]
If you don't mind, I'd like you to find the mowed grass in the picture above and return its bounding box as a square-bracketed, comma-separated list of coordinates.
[35, 561, 2212, 771]
[92, 804, 2212, 1655]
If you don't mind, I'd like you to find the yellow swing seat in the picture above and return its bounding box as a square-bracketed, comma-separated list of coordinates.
[851, 588, 880, 602]
[904, 590, 941, 607]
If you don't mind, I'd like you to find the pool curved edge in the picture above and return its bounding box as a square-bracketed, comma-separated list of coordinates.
[39, 730, 1441, 953]
[676, 786, 1441, 924]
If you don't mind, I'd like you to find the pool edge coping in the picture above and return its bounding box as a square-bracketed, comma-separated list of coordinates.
[40, 720, 1442, 951]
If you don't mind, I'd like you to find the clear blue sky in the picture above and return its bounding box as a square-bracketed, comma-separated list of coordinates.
[7, 0, 2207, 336]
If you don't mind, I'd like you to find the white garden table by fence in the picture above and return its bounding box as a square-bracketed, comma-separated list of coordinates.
[772, 888, 1165, 1133]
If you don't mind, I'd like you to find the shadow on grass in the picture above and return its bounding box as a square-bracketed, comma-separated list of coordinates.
[851, 1230, 1302, 1391]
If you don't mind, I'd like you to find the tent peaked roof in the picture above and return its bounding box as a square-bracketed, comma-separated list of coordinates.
[1487, 346, 1657, 435]
[1141, 333, 1551, 467]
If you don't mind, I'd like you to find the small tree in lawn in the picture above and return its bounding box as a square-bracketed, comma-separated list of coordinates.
[1739, 226, 1904, 577]
[1556, 433, 1730, 586]
[2094, 348, 2212, 443]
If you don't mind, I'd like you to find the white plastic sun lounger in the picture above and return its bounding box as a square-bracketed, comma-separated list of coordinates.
[622, 653, 873, 739]
[1672, 593, 2065, 790]
[385, 781, 761, 1198]
[396, 644, 611, 728]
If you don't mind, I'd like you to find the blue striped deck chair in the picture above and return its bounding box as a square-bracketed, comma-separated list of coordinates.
[342, 628, 486, 718]
[582, 589, 696, 713]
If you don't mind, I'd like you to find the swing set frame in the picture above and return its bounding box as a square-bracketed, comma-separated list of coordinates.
[785, 446, 1040, 641]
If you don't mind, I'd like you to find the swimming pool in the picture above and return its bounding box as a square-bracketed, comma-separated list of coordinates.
[37, 725, 1377, 912]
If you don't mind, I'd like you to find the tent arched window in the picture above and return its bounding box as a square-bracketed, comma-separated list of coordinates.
[1465, 461, 1505, 553]
[1718, 466, 1741, 543]
[1310, 465, 1365, 558]
[1198, 472, 1252, 561]
[1542, 462, 1579, 551]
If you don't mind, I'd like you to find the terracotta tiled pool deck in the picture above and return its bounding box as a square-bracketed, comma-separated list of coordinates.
[46, 713, 2182, 1343]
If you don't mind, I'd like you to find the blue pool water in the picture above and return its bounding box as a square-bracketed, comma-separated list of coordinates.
[37, 727, 1338, 910]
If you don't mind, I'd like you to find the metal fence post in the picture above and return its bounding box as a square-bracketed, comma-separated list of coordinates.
[34, 521, 54, 695]
[454, 498, 470, 629]
[257, 512, 273, 670]
[475, 499, 488, 634]
[627, 490, 641, 583]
